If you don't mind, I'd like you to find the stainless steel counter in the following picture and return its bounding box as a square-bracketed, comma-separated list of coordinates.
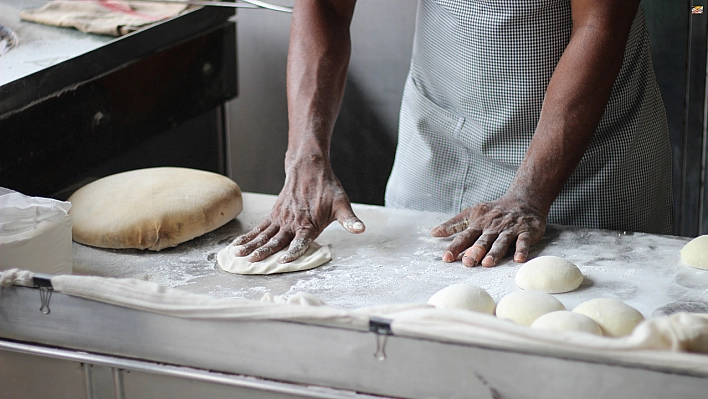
[73, 193, 705, 317]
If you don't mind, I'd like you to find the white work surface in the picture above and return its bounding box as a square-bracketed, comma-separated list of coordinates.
[73, 193, 707, 317]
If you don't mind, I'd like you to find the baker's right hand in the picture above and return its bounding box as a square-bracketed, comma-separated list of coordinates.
[231, 158, 365, 263]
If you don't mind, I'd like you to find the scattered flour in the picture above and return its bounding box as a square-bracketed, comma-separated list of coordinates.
[70, 195, 699, 316]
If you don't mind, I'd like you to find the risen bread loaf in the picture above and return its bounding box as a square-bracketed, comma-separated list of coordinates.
[68, 167, 242, 251]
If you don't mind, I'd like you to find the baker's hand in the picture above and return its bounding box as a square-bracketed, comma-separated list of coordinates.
[430, 196, 546, 267]
[231, 161, 365, 263]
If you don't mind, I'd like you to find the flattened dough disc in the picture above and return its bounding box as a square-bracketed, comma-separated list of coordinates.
[218, 242, 332, 275]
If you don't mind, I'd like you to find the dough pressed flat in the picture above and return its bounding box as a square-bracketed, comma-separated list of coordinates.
[217, 242, 332, 275]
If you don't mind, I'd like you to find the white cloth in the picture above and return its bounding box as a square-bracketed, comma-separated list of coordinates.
[0, 269, 34, 288]
[389, 308, 708, 374]
[0, 191, 73, 275]
[49, 274, 424, 330]
[2, 270, 708, 373]
[261, 291, 328, 306]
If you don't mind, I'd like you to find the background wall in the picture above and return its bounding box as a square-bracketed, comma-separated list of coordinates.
[643, 0, 707, 236]
[227, 1, 418, 205]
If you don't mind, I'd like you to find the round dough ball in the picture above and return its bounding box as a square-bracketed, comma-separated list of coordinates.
[515, 256, 584, 293]
[681, 235, 708, 270]
[495, 290, 565, 326]
[428, 283, 496, 314]
[531, 311, 603, 336]
[573, 298, 645, 337]
[68, 167, 242, 251]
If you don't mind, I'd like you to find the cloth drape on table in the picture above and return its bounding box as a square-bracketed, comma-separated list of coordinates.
[2, 269, 708, 374]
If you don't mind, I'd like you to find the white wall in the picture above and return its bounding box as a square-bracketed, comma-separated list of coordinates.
[227, 1, 417, 203]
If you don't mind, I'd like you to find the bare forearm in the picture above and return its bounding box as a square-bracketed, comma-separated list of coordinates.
[231, 1, 361, 263]
[286, 0, 356, 165]
[433, 0, 643, 267]
[507, 0, 640, 214]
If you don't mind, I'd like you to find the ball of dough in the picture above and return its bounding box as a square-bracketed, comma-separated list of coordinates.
[495, 290, 565, 326]
[68, 167, 242, 251]
[530, 311, 603, 336]
[515, 256, 584, 293]
[573, 298, 645, 337]
[428, 283, 496, 314]
[681, 235, 708, 270]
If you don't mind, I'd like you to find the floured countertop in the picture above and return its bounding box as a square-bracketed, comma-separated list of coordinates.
[72, 193, 707, 317]
[0, 0, 112, 86]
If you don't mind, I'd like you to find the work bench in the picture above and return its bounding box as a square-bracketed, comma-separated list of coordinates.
[2, 193, 707, 399]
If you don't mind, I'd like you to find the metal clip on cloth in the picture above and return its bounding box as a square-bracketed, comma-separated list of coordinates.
[32, 274, 54, 315]
[369, 316, 393, 361]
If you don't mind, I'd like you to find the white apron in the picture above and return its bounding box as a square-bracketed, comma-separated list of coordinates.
[385, 0, 674, 234]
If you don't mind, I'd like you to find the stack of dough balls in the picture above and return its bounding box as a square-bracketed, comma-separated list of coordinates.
[68, 167, 243, 250]
[428, 256, 646, 338]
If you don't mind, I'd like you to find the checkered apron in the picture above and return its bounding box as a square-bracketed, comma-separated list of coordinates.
[385, 0, 674, 234]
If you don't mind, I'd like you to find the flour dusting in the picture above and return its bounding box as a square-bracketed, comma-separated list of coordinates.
[72, 193, 702, 316]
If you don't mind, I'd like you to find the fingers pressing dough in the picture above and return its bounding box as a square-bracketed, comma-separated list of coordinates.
[218, 242, 331, 275]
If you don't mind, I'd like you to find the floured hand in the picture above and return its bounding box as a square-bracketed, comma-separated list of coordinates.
[231, 156, 364, 264]
[430, 196, 546, 267]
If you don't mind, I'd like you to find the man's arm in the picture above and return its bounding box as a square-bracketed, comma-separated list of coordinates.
[432, 0, 642, 267]
[233, 0, 364, 263]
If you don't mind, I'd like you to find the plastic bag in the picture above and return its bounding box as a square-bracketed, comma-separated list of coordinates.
[0, 188, 73, 275]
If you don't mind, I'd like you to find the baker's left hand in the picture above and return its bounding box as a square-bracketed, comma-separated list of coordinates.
[430, 196, 547, 267]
